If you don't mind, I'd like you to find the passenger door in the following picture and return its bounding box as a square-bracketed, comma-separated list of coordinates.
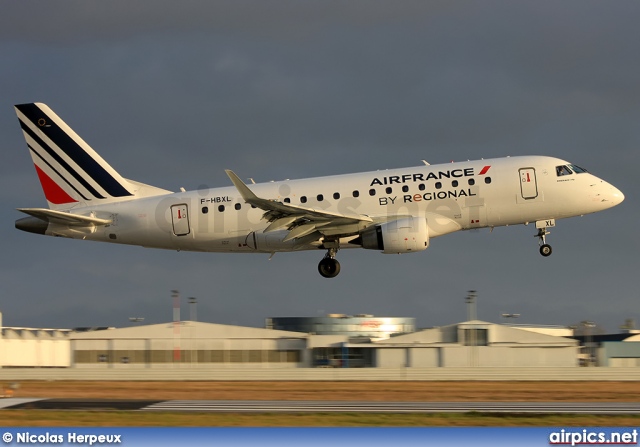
[519, 168, 538, 200]
[171, 204, 190, 236]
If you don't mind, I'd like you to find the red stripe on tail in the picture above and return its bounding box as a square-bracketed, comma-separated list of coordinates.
[34, 164, 78, 205]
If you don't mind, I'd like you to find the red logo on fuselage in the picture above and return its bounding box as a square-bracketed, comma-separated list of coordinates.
[479, 166, 491, 175]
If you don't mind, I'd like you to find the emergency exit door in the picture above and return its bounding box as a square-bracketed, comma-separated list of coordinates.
[171, 204, 190, 236]
[519, 168, 538, 199]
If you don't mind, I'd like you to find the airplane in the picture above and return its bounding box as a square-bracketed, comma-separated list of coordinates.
[14, 102, 625, 278]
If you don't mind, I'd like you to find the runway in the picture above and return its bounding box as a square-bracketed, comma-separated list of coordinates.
[2, 399, 640, 414]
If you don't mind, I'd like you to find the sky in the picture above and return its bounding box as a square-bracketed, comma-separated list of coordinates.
[1, 1, 639, 333]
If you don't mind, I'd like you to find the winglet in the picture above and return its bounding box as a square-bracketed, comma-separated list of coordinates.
[225, 170, 260, 205]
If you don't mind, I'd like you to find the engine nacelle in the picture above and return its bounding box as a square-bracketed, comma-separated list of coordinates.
[360, 217, 429, 254]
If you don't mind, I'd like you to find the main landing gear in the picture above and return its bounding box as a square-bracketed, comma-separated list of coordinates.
[318, 246, 341, 278]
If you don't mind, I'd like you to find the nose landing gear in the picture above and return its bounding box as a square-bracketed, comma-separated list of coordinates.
[539, 242, 552, 257]
[534, 219, 555, 257]
[318, 247, 340, 278]
[536, 227, 552, 257]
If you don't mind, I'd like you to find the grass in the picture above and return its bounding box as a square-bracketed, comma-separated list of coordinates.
[9, 380, 640, 401]
[2, 411, 640, 427]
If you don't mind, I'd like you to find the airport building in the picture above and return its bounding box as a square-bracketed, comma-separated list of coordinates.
[372, 320, 578, 367]
[0, 313, 71, 368]
[1, 311, 590, 369]
[70, 321, 307, 368]
[267, 315, 416, 338]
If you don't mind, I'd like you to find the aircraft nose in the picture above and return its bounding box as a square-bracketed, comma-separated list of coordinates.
[600, 181, 625, 207]
[610, 185, 625, 205]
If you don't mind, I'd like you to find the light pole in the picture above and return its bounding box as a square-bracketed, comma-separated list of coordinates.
[188, 297, 198, 365]
[172, 290, 180, 364]
[465, 290, 478, 366]
[126, 317, 144, 366]
[581, 320, 596, 366]
[466, 290, 477, 322]
[188, 297, 198, 322]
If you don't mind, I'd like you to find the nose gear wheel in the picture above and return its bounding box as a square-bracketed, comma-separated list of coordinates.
[535, 228, 553, 257]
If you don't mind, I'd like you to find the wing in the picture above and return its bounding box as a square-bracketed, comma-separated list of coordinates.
[225, 170, 372, 242]
[17, 208, 112, 227]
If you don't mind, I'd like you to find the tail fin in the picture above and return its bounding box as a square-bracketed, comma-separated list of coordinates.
[15, 103, 169, 210]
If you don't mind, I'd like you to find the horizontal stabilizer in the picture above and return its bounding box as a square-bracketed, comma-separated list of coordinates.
[17, 208, 112, 227]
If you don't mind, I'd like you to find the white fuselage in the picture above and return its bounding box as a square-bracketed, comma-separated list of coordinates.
[44, 155, 623, 254]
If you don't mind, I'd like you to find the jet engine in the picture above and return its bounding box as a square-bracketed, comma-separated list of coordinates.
[359, 216, 429, 254]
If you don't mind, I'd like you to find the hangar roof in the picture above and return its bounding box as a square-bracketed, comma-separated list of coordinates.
[376, 320, 578, 347]
[69, 321, 307, 340]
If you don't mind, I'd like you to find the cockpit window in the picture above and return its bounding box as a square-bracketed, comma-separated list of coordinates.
[556, 165, 573, 176]
[568, 164, 588, 173]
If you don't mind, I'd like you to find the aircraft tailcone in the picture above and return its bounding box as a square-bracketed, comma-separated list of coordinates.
[15, 216, 48, 235]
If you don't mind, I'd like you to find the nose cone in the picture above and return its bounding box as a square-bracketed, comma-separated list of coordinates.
[611, 186, 625, 206]
[599, 181, 625, 208]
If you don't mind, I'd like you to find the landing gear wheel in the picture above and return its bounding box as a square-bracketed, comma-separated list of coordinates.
[535, 227, 553, 258]
[539, 244, 552, 257]
[318, 257, 341, 278]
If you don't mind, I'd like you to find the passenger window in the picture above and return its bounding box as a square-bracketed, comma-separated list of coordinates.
[333, 192, 340, 200]
[301, 196, 307, 204]
[284, 198, 290, 203]
[369, 189, 376, 196]
[418, 184, 425, 191]
[385, 187, 392, 194]
[556, 165, 572, 176]
[202, 206, 209, 214]
[468, 178, 475, 186]
[435, 182, 442, 190]
[234, 203, 241, 210]
[484, 177, 492, 184]
[218, 205, 225, 212]
[402, 185, 409, 193]
[353, 190, 360, 198]
[317, 194, 324, 201]
[452, 180, 458, 187]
